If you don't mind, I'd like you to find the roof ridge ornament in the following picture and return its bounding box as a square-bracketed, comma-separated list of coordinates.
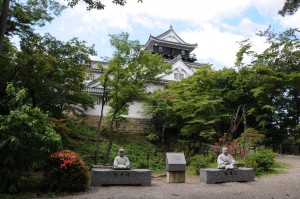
[169, 25, 173, 30]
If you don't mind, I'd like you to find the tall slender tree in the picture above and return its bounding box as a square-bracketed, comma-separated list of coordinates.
[101, 32, 171, 164]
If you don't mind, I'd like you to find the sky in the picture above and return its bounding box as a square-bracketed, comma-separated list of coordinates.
[38, 0, 300, 69]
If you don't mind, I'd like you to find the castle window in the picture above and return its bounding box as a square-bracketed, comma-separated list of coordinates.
[95, 96, 109, 105]
[159, 46, 163, 52]
[86, 73, 94, 80]
[180, 73, 184, 80]
[96, 96, 101, 105]
[174, 73, 184, 81]
[181, 50, 185, 56]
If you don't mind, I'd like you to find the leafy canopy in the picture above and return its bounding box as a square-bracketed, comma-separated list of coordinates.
[100, 32, 172, 163]
[0, 84, 62, 193]
[14, 33, 96, 117]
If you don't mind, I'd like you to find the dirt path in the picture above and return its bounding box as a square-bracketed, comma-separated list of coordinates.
[58, 155, 300, 199]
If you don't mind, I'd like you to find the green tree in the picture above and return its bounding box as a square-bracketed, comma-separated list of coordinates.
[237, 128, 265, 147]
[236, 28, 300, 148]
[144, 89, 182, 150]
[101, 32, 171, 164]
[0, 0, 65, 114]
[0, 0, 142, 52]
[65, 0, 135, 10]
[0, 0, 10, 52]
[13, 33, 96, 117]
[0, 38, 17, 114]
[0, 0, 65, 52]
[0, 84, 62, 193]
[279, 0, 300, 16]
[146, 65, 265, 149]
[146, 66, 233, 151]
[94, 62, 111, 164]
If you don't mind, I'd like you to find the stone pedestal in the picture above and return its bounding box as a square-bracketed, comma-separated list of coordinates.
[167, 171, 185, 183]
[200, 168, 254, 184]
[91, 169, 151, 186]
[166, 153, 186, 183]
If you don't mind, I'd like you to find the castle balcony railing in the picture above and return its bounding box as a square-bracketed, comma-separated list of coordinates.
[85, 87, 103, 94]
[151, 47, 197, 62]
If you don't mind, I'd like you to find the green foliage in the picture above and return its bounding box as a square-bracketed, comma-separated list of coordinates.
[189, 155, 211, 174]
[143, 89, 181, 145]
[279, 0, 300, 16]
[0, 85, 62, 193]
[65, 0, 128, 10]
[48, 117, 76, 149]
[244, 149, 276, 175]
[3, 0, 65, 37]
[102, 32, 172, 118]
[145, 28, 300, 151]
[146, 65, 243, 144]
[100, 32, 171, 163]
[66, 117, 97, 137]
[123, 139, 165, 171]
[43, 150, 88, 192]
[146, 133, 159, 141]
[0, 39, 18, 114]
[14, 33, 96, 117]
[237, 128, 265, 147]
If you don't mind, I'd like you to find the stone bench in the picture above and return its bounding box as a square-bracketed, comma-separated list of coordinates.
[200, 168, 254, 184]
[91, 168, 151, 186]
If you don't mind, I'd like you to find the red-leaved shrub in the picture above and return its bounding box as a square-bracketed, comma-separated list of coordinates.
[43, 150, 88, 191]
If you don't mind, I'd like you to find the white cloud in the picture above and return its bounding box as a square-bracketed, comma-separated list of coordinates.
[277, 11, 300, 29]
[251, 0, 285, 16]
[179, 18, 270, 69]
[55, 0, 268, 33]
[220, 18, 267, 36]
[43, 0, 289, 67]
[180, 23, 243, 69]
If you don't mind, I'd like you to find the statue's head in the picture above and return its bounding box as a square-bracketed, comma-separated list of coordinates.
[118, 147, 125, 157]
[222, 147, 228, 155]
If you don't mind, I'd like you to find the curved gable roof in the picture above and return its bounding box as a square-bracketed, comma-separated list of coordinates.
[143, 26, 197, 51]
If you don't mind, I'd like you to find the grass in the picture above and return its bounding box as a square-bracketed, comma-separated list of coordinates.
[255, 160, 293, 177]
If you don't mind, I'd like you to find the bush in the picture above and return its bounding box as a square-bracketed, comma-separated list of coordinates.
[43, 150, 88, 192]
[207, 152, 217, 163]
[244, 149, 276, 175]
[190, 155, 211, 174]
[0, 105, 61, 193]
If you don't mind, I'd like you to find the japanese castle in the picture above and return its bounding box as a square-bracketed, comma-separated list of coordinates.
[84, 26, 206, 119]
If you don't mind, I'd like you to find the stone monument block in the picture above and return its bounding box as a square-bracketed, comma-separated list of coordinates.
[167, 171, 185, 183]
[91, 169, 151, 186]
[166, 152, 186, 183]
[166, 152, 186, 172]
[200, 168, 254, 184]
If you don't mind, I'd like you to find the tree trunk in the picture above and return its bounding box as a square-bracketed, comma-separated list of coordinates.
[103, 111, 117, 164]
[185, 139, 197, 159]
[94, 67, 112, 164]
[0, 0, 10, 52]
[161, 126, 165, 152]
[94, 90, 107, 164]
[228, 104, 243, 142]
[242, 103, 247, 131]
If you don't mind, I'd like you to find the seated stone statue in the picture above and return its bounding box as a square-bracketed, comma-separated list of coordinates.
[217, 147, 238, 170]
[113, 147, 131, 170]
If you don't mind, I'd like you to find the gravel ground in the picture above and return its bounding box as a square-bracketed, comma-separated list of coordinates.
[57, 155, 300, 199]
